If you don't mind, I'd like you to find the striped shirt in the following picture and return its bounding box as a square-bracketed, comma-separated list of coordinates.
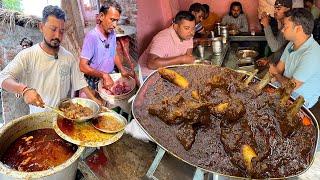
[221, 14, 248, 32]
[195, 23, 204, 33]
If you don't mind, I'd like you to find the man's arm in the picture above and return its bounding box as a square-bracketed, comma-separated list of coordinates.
[269, 61, 302, 89]
[186, 48, 193, 56]
[79, 58, 108, 79]
[114, 54, 134, 77]
[239, 15, 248, 32]
[264, 25, 286, 52]
[79, 58, 113, 88]
[147, 52, 194, 70]
[0, 54, 44, 107]
[81, 86, 103, 105]
[273, 73, 303, 90]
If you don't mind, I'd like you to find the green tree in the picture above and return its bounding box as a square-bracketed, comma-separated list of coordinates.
[3, 0, 22, 12]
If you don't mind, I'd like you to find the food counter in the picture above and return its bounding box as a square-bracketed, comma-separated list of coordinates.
[229, 32, 266, 42]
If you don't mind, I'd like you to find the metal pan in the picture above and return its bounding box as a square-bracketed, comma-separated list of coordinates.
[132, 64, 319, 179]
[57, 98, 100, 123]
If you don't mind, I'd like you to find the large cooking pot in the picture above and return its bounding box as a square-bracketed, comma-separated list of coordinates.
[0, 112, 85, 180]
[132, 64, 319, 179]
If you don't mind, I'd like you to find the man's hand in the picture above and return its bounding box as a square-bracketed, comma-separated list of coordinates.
[92, 96, 104, 106]
[102, 73, 114, 89]
[260, 12, 270, 28]
[23, 89, 45, 107]
[120, 67, 135, 78]
[256, 58, 269, 67]
[182, 54, 195, 64]
[269, 63, 280, 76]
[228, 23, 238, 30]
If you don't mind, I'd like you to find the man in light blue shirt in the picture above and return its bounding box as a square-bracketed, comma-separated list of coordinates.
[269, 8, 320, 108]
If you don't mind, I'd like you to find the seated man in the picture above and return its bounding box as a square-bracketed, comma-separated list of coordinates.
[138, 11, 195, 79]
[189, 3, 206, 35]
[201, 4, 220, 32]
[304, 0, 320, 19]
[269, 8, 320, 108]
[221, 1, 248, 32]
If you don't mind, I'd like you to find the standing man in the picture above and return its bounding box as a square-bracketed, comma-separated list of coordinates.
[221, 1, 248, 32]
[269, 8, 320, 108]
[138, 11, 195, 79]
[80, 0, 133, 91]
[258, 0, 292, 66]
[0, 5, 101, 116]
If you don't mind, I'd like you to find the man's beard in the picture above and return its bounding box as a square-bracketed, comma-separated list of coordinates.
[232, 14, 239, 18]
[44, 38, 60, 49]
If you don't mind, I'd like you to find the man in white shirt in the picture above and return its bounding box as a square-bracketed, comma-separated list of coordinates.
[0, 5, 101, 117]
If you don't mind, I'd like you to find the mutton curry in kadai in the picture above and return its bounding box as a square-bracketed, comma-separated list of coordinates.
[135, 65, 317, 179]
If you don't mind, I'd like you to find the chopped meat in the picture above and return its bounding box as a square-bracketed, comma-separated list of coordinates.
[176, 123, 196, 150]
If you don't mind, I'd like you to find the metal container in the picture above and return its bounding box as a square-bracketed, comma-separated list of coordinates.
[236, 49, 259, 65]
[212, 37, 223, 55]
[194, 59, 212, 65]
[215, 23, 221, 36]
[98, 73, 136, 113]
[220, 26, 228, 44]
[58, 98, 101, 123]
[0, 112, 85, 180]
[197, 45, 205, 59]
[210, 31, 215, 38]
[236, 49, 259, 59]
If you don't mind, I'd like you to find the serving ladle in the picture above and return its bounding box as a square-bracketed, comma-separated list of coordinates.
[44, 104, 69, 120]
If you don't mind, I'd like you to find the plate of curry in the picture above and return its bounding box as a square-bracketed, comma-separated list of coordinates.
[91, 112, 127, 133]
[53, 111, 126, 147]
